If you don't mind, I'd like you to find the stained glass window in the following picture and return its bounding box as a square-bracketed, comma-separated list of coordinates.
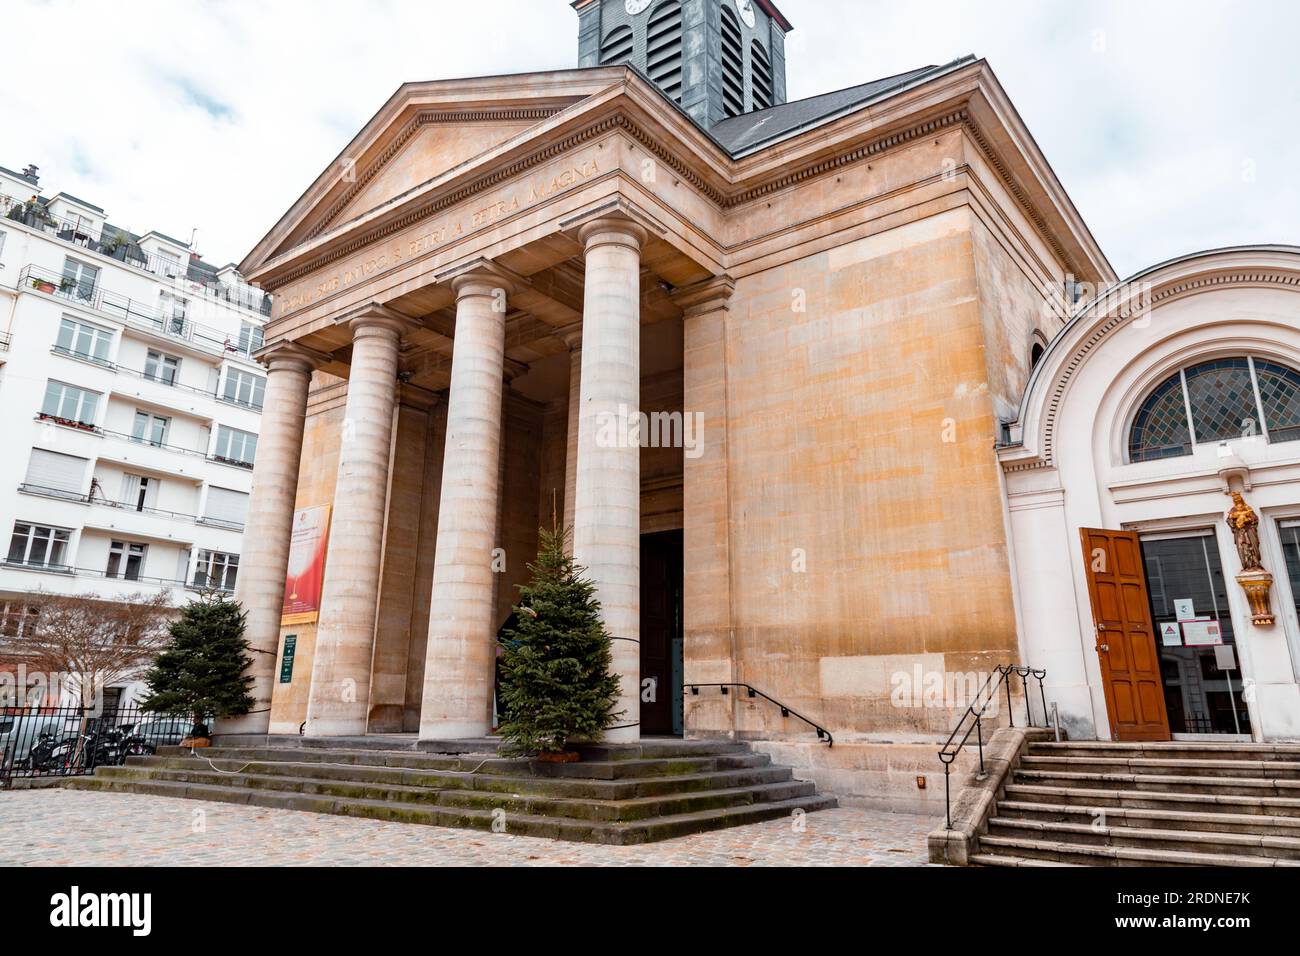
[1128, 356, 1300, 463]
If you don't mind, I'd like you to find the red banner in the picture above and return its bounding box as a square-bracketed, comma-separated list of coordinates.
[282, 505, 331, 623]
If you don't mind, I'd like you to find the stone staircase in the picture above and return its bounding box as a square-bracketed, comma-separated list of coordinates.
[971, 739, 1300, 867]
[63, 736, 835, 844]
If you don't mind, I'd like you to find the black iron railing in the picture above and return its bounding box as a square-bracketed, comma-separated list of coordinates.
[686, 682, 833, 746]
[0, 703, 200, 787]
[938, 664, 1048, 830]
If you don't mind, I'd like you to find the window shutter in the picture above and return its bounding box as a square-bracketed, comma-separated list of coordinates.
[24, 449, 87, 496]
[204, 487, 249, 528]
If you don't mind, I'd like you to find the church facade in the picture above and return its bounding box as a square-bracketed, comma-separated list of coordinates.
[229, 0, 1300, 810]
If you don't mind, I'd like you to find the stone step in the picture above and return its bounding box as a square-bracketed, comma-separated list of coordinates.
[995, 799, 1300, 837]
[975, 833, 1299, 867]
[966, 853, 1081, 867]
[159, 746, 772, 779]
[129, 754, 797, 800]
[212, 735, 753, 761]
[986, 816, 1300, 860]
[1013, 768, 1300, 798]
[1003, 782, 1300, 818]
[93, 763, 817, 821]
[64, 775, 836, 845]
[1019, 754, 1300, 779]
[1028, 741, 1300, 763]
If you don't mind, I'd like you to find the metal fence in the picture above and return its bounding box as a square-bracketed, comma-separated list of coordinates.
[0, 704, 199, 787]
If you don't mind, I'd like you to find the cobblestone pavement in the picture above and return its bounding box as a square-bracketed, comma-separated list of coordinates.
[2, 788, 935, 866]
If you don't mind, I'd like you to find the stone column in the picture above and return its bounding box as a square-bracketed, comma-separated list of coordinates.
[574, 218, 647, 743]
[419, 271, 511, 740]
[676, 277, 738, 738]
[561, 326, 582, 553]
[305, 306, 412, 736]
[221, 343, 321, 735]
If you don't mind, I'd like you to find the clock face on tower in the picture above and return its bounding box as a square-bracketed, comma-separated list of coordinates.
[625, 0, 652, 14]
[735, 0, 757, 28]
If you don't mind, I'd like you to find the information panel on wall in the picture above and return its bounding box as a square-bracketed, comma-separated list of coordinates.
[282, 505, 332, 625]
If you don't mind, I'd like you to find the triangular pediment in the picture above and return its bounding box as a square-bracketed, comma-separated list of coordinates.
[241, 68, 627, 276]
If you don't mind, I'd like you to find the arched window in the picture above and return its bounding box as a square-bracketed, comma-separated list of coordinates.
[646, 1, 684, 103]
[600, 25, 634, 66]
[1030, 334, 1047, 371]
[751, 40, 773, 110]
[1128, 355, 1300, 462]
[719, 5, 744, 118]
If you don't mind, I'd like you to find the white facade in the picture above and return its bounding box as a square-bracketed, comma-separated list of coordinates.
[0, 165, 271, 706]
[1000, 246, 1300, 744]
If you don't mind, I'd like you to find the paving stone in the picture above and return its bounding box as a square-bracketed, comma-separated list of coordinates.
[0, 789, 934, 867]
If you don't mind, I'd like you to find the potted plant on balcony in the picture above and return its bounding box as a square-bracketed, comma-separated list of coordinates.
[100, 229, 131, 262]
[30, 275, 56, 294]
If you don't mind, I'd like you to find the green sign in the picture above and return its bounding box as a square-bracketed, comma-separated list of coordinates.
[279, 634, 297, 684]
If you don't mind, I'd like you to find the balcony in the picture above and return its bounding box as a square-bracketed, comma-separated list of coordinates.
[17, 482, 244, 533]
[0, 331, 10, 351]
[32, 414, 254, 473]
[19, 264, 262, 366]
[2, 195, 272, 318]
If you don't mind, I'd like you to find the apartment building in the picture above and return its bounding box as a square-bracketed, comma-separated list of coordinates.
[0, 163, 271, 705]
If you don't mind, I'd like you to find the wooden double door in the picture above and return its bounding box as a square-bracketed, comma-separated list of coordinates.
[1080, 528, 1172, 741]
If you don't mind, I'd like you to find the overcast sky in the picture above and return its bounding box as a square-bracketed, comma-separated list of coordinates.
[2, 0, 1296, 277]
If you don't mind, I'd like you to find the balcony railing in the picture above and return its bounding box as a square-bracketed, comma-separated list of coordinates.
[34, 414, 255, 471]
[0, 331, 10, 350]
[0, 557, 232, 594]
[2, 194, 272, 318]
[18, 264, 264, 365]
[16, 483, 245, 532]
[46, 345, 265, 412]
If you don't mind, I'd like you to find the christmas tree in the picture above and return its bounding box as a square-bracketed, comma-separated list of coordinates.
[139, 590, 255, 736]
[498, 527, 623, 756]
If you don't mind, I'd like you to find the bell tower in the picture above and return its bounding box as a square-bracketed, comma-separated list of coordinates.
[573, 0, 792, 127]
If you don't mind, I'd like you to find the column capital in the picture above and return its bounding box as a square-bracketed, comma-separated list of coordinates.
[335, 301, 421, 338]
[255, 340, 331, 374]
[672, 275, 737, 318]
[578, 216, 648, 253]
[436, 257, 523, 299]
[557, 322, 584, 351]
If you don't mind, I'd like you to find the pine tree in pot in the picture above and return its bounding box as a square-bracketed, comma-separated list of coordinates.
[139, 590, 255, 747]
[498, 527, 624, 761]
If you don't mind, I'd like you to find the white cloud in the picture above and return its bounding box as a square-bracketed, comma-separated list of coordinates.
[2, 0, 1295, 277]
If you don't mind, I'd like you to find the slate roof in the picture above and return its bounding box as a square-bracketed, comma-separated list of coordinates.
[708, 56, 975, 156]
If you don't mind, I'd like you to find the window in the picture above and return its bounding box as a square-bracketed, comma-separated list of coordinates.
[60, 257, 99, 303]
[236, 322, 264, 357]
[194, 550, 238, 590]
[6, 523, 72, 569]
[23, 449, 87, 497]
[1030, 341, 1046, 371]
[1129, 356, 1300, 462]
[1, 601, 38, 639]
[720, 4, 745, 118]
[751, 40, 773, 110]
[144, 350, 181, 386]
[0, 230, 6, 258]
[222, 367, 266, 409]
[132, 411, 170, 447]
[107, 541, 147, 581]
[646, 2, 684, 102]
[120, 474, 157, 512]
[214, 425, 257, 465]
[203, 486, 249, 529]
[41, 381, 100, 427]
[55, 316, 113, 364]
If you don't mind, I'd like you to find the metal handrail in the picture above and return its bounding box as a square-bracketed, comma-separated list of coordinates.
[937, 664, 1047, 830]
[685, 682, 833, 746]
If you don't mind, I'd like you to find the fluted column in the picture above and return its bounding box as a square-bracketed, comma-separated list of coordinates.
[574, 217, 647, 743]
[419, 272, 511, 739]
[221, 343, 321, 735]
[305, 306, 412, 736]
[561, 326, 582, 554]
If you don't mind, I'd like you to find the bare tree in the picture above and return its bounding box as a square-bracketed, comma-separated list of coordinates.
[5, 590, 174, 708]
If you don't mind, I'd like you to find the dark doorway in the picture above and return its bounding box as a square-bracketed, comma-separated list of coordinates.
[640, 530, 683, 736]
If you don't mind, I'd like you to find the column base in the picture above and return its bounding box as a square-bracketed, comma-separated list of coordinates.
[214, 713, 269, 736]
[419, 719, 491, 740]
[304, 717, 370, 737]
[604, 725, 640, 743]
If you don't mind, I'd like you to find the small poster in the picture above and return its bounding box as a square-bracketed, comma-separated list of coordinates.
[1214, 644, 1238, 671]
[1182, 618, 1223, 647]
[282, 505, 332, 624]
[1174, 599, 1197, 622]
[1159, 622, 1182, 646]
